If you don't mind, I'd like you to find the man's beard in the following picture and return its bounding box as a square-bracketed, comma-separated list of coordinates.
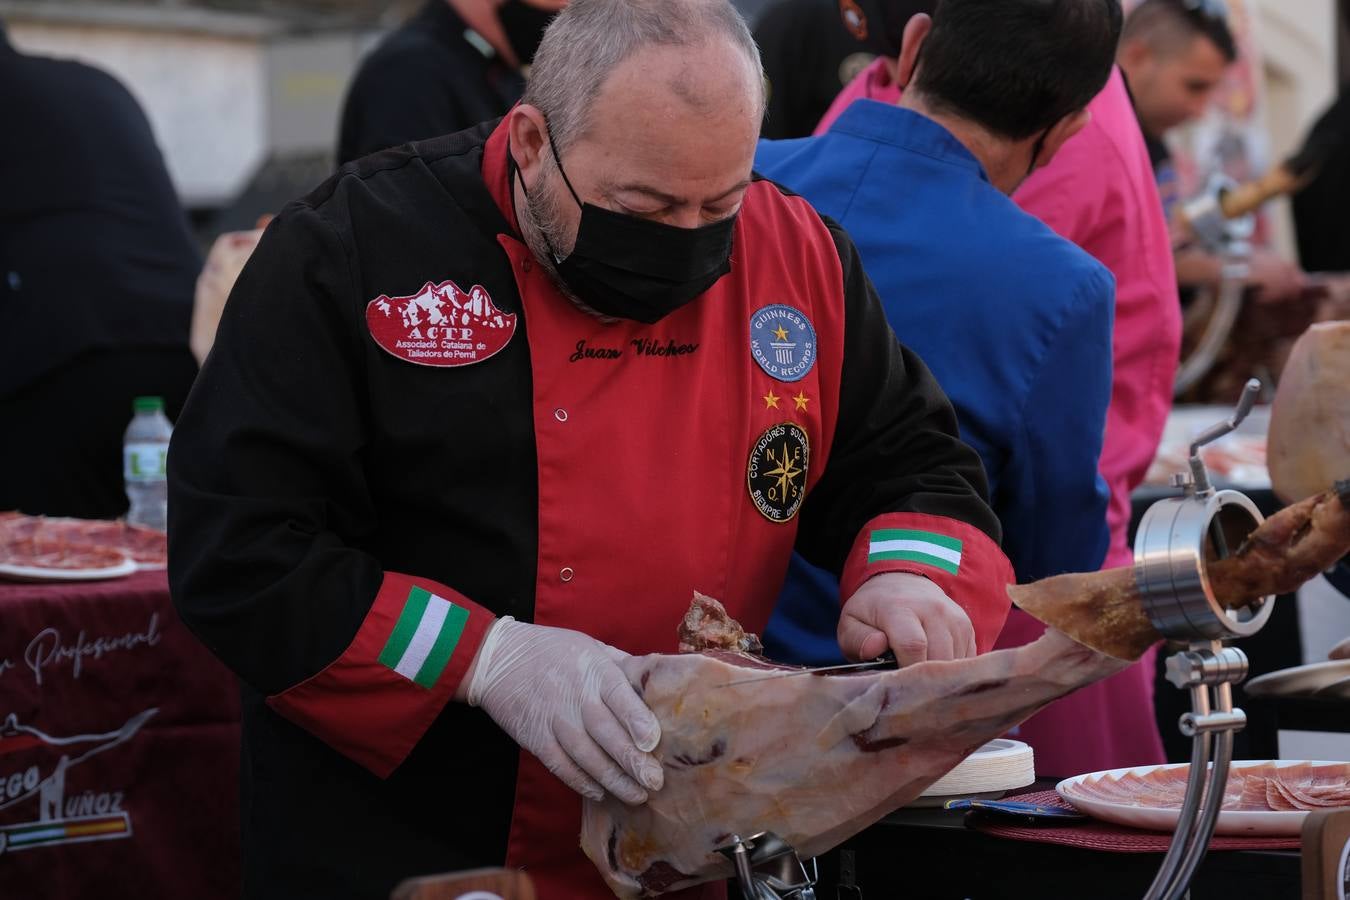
[518, 160, 613, 321]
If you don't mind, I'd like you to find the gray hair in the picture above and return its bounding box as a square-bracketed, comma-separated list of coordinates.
[522, 0, 766, 154]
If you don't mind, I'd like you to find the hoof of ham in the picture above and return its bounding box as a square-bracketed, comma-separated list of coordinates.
[580, 604, 1126, 898]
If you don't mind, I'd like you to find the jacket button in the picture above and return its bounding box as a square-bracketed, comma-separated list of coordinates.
[553, 408, 568, 423]
[559, 567, 574, 583]
[522, 258, 533, 273]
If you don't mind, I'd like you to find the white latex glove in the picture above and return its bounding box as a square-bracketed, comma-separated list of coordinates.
[468, 617, 663, 804]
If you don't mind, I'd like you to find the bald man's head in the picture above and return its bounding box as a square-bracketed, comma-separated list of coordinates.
[508, 0, 763, 307]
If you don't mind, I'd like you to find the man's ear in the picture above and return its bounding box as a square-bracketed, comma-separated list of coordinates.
[1117, 39, 1151, 76]
[894, 13, 933, 89]
[1036, 108, 1092, 169]
[508, 104, 550, 191]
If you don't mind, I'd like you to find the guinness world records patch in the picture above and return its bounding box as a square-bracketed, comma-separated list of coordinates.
[747, 422, 810, 523]
[749, 304, 817, 383]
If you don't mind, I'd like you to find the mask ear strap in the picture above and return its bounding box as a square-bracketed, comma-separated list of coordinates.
[1026, 127, 1050, 178]
[544, 122, 585, 209]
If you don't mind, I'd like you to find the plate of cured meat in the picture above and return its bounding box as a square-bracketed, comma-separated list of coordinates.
[1057, 761, 1350, 835]
[0, 512, 165, 582]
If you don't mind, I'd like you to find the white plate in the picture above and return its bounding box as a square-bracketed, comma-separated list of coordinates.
[1316, 676, 1350, 700]
[1244, 660, 1350, 698]
[0, 557, 137, 583]
[1057, 760, 1350, 836]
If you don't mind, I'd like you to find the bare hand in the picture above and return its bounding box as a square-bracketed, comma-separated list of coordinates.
[837, 572, 976, 666]
[1247, 250, 1306, 304]
[190, 226, 266, 365]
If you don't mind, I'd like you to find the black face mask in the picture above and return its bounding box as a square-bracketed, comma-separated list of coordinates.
[497, 1, 555, 65]
[527, 129, 737, 324]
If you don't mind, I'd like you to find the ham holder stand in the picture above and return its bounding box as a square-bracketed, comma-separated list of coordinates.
[1134, 379, 1274, 900]
[711, 381, 1275, 900]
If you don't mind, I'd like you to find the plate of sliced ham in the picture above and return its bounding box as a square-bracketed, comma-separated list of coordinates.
[0, 512, 165, 581]
[0, 555, 137, 582]
[1057, 760, 1350, 835]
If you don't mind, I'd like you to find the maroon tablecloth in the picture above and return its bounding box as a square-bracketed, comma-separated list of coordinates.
[0, 570, 240, 897]
[972, 789, 1302, 852]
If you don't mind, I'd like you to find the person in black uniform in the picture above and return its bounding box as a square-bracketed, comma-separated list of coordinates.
[0, 22, 200, 520]
[754, 0, 875, 139]
[1291, 1, 1350, 274]
[170, 0, 1017, 895]
[1292, 90, 1350, 273]
[337, 0, 566, 165]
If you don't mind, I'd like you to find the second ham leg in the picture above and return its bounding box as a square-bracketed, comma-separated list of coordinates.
[1011, 480, 1350, 660]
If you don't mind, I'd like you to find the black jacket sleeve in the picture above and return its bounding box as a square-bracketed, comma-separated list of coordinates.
[168, 202, 383, 695]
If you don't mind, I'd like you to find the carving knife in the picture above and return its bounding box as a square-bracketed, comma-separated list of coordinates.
[717, 653, 897, 688]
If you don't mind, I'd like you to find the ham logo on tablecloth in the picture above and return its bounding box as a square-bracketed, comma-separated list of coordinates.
[366, 280, 516, 367]
[0, 708, 155, 853]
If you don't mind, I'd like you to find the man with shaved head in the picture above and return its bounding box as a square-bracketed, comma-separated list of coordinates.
[168, 0, 1012, 895]
[1119, 0, 1305, 302]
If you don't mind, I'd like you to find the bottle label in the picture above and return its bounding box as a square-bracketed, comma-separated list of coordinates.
[124, 444, 168, 481]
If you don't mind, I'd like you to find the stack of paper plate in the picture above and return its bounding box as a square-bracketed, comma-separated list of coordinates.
[914, 739, 1036, 805]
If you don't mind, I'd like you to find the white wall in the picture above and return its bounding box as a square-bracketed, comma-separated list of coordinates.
[8, 20, 268, 207]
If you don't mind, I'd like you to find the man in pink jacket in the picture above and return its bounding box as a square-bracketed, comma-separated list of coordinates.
[815, 22, 1180, 774]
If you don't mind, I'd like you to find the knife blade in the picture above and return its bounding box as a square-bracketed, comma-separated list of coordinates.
[717, 653, 898, 688]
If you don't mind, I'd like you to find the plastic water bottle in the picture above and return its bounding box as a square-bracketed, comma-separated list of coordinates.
[124, 396, 172, 531]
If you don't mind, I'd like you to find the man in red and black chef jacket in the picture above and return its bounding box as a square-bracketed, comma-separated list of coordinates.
[168, 1, 1013, 897]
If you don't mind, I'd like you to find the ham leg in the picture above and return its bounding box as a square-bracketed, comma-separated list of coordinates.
[580, 481, 1350, 896]
[1268, 322, 1350, 504]
[1010, 481, 1350, 660]
[580, 628, 1127, 897]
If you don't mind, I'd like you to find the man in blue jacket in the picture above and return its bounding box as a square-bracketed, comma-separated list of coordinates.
[756, 0, 1122, 664]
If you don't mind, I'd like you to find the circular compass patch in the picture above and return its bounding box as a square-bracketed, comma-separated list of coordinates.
[747, 422, 810, 523]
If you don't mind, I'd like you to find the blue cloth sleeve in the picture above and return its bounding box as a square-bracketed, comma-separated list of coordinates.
[995, 266, 1115, 581]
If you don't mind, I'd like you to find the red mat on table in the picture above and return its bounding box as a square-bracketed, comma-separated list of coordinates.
[970, 790, 1302, 852]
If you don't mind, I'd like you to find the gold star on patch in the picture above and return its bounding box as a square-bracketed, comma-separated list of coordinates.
[763, 390, 781, 410]
[773, 325, 791, 341]
[793, 391, 810, 411]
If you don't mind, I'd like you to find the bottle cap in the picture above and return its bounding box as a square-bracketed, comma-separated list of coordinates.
[133, 396, 165, 413]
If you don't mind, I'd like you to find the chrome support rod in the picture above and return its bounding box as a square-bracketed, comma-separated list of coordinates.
[1142, 684, 1213, 900]
[1134, 390, 1265, 900]
[1142, 650, 1248, 900]
[1169, 724, 1237, 897]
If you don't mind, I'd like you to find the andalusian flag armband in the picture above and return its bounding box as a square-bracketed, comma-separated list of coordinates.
[867, 529, 963, 575]
[378, 586, 472, 689]
[267, 573, 494, 777]
[841, 513, 1014, 654]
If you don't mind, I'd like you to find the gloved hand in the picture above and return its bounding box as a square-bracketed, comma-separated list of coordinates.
[467, 617, 664, 805]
